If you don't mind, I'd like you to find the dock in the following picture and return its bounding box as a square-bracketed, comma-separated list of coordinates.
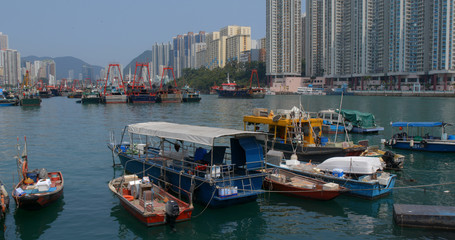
[394, 204, 455, 229]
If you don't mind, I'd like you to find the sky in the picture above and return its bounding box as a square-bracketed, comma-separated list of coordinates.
[1, 0, 305, 67]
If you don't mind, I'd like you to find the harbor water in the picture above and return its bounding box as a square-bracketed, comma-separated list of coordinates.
[1, 95, 455, 239]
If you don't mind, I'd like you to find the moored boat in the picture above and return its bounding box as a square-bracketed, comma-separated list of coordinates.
[158, 67, 182, 103]
[81, 89, 101, 104]
[0, 93, 18, 106]
[243, 107, 366, 163]
[216, 70, 265, 99]
[127, 62, 160, 104]
[12, 137, 64, 210]
[337, 109, 384, 134]
[1, 180, 9, 220]
[317, 109, 345, 134]
[385, 122, 455, 152]
[182, 86, 201, 102]
[266, 151, 396, 199]
[109, 121, 267, 208]
[108, 174, 193, 228]
[263, 168, 345, 200]
[360, 147, 404, 170]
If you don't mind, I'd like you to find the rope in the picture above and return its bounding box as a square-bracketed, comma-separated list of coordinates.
[191, 187, 217, 218]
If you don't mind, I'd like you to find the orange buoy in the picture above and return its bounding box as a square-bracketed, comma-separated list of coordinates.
[123, 195, 134, 201]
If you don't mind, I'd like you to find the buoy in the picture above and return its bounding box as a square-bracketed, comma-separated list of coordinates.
[410, 139, 414, 147]
[123, 195, 134, 201]
[290, 154, 298, 160]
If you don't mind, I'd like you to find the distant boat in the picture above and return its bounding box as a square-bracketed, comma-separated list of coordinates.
[263, 168, 345, 200]
[0, 92, 18, 106]
[216, 70, 265, 99]
[12, 137, 64, 210]
[181, 86, 201, 102]
[81, 89, 102, 104]
[127, 62, 160, 104]
[158, 67, 182, 103]
[108, 174, 193, 228]
[296, 86, 326, 95]
[19, 92, 41, 106]
[337, 109, 384, 134]
[385, 122, 455, 152]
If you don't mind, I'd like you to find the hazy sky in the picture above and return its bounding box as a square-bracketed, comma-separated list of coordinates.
[1, 0, 305, 67]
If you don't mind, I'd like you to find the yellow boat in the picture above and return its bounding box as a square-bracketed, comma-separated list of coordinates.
[243, 107, 366, 163]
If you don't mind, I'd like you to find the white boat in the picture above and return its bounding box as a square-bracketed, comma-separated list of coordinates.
[296, 86, 326, 95]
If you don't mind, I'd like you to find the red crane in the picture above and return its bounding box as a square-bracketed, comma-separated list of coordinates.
[103, 64, 125, 96]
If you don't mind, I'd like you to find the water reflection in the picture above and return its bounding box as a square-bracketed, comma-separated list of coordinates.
[14, 198, 65, 240]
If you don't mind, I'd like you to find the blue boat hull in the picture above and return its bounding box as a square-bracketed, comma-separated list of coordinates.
[267, 163, 395, 199]
[390, 140, 455, 152]
[116, 150, 265, 208]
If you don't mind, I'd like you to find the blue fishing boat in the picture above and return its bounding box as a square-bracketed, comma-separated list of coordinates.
[109, 122, 267, 208]
[385, 122, 455, 152]
[266, 151, 396, 199]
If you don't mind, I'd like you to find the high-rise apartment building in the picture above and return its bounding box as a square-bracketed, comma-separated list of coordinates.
[151, 42, 172, 80]
[172, 31, 206, 78]
[305, 0, 455, 90]
[0, 49, 21, 86]
[0, 32, 8, 50]
[266, 0, 302, 77]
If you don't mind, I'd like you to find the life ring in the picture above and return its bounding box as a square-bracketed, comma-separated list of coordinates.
[123, 195, 134, 201]
[22, 161, 28, 179]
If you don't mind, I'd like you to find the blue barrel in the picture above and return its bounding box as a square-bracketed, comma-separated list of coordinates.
[320, 137, 329, 146]
[449, 135, 455, 140]
[120, 145, 127, 152]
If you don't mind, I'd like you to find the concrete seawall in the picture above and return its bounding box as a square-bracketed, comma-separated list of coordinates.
[353, 91, 455, 97]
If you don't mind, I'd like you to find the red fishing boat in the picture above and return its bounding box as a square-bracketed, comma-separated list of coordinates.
[12, 137, 64, 210]
[263, 168, 344, 201]
[108, 175, 193, 228]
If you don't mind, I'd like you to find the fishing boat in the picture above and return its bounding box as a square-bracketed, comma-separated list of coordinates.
[102, 64, 128, 104]
[0, 92, 17, 106]
[210, 82, 220, 95]
[181, 86, 201, 102]
[19, 91, 41, 106]
[360, 147, 404, 170]
[1, 180, 9, 220]
[266, 152, 396, 199]
[80, 89, 101, 104]
[216, 70, 265, 99]
[317, 109, 345, 134]
[337, 109, 384, 133]
[243, 107, 366, 163]
[128, 62, 160, 104]
[12, 137, 64, 210]
[108, 174, 193, 228]
[109, 121, 267, 208]
[157, 67, 182, 103]
[385, 122, 455, 152]
[263, 168, 345, 200]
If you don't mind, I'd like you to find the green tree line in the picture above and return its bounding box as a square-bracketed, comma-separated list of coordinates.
[175, 61, 267, 93]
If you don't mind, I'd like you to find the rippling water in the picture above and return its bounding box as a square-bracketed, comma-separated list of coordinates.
[1, 95, 455, 239]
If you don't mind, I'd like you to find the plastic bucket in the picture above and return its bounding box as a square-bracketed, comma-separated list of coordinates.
[320, 137, 329, 146]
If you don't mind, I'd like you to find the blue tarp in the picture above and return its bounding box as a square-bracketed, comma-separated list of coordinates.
[391, 122, 443, 127]
[230, 137, 263, 170]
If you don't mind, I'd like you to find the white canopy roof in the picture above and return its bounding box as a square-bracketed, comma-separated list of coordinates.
[127, 122, 265, 146]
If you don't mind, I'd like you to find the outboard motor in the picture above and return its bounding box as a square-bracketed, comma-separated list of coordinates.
[38, 168, 48, 179]
[382, 151, 399, 169]
[165, 200, 180, 231]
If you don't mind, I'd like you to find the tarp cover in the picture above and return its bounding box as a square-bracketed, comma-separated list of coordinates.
[391, 122, 443, 128]
[337, 109, 376, 128]
[127, 122, 265, 146]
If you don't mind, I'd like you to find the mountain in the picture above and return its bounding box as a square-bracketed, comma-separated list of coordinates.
[123, 50, 153, 75]
[21, 56, 103, 80]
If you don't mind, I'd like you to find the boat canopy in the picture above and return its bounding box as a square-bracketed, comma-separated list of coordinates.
[391, 122, 444, 127]
[127, 122, 266, 146]
[336, 109, 376, 128]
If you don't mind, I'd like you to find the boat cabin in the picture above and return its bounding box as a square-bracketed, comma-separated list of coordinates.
[243, 108, 323, 147]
